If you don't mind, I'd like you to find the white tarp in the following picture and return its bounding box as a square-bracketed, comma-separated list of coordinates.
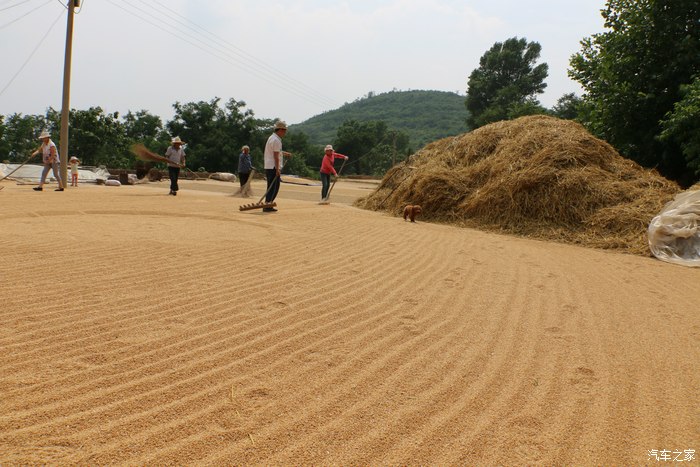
[209, 172, 237, 182]
[648, 189, 700, 267]
[0, 163, 109, 183]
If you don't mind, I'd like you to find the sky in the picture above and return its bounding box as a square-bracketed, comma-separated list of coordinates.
[0, 0, 607, 125]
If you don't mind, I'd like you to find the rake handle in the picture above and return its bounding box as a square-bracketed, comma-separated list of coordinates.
[256, 172, 281, 204]
[325, 157, 347, 200]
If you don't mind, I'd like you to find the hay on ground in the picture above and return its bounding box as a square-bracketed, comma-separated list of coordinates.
[356, 115, 680, 255]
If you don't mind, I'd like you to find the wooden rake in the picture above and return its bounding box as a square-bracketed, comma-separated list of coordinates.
[239, 173, 279, 211]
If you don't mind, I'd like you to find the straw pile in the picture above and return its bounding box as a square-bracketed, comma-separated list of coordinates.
[356, 115, 681, 255]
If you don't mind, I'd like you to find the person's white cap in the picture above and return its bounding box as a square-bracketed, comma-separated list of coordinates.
[38, 130, 51, 139]
[242, 145, 250, 150]
[274, 120, 288, 130]
[324, 144, 333, 151]
[171, 136, 185, 144]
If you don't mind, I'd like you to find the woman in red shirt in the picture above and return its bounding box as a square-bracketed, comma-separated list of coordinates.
[320, 144, 348, 201]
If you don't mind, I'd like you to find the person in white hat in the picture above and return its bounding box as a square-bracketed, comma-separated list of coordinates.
[69, 156, 80, 186]
[237, 145, 252, 188]
[164, 136, 186, 196]
[319, 144, 349, 201]
[31, 130, 64, 191]
[262, 121, 292, 212]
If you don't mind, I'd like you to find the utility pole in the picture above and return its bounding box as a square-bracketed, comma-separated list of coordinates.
[59, 0, 78, 185]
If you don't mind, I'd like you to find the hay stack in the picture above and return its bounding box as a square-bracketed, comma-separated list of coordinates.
[356, 115, 681, 255]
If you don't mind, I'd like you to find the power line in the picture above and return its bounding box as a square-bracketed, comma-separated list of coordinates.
[148, 0, 338, 108]
[108, 0, 322, 107]
[0, 0, 33, 12]
[119, 0, 338, 109]
[103, 0, 339, 111]
[0, 0, 52, 29]
[0, 7, 64, 98]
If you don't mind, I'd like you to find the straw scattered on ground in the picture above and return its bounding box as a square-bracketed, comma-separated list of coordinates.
[356, 115, 681, 255]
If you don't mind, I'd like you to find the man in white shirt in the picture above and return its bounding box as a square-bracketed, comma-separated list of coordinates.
[263, 120, 290, 212]
[165, 136, 186, 196]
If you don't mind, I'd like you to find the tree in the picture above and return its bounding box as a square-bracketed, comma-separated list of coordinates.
[659, 76, 700, 177]
[0, 108, 137, 168]
[465, 37, 549, 129]
[123, 110, 167, 176]
[168, 98, 224, 171]
[0, 116, 6, 159]
[281, 129, 315, 177]
[551, 93, 584, 120]
[64, 107, 130, 168]
[124, 110, 165, 143]
[0, 113, 48, 161]
[569, 0, 700, 185]
[167, 97, 259, 172]
[334, 120, 410, 176]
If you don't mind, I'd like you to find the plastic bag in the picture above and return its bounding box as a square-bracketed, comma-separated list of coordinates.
[648, 189, 700, 267]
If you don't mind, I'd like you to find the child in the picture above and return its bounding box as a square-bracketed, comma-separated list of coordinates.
[69, 156, 80, 186]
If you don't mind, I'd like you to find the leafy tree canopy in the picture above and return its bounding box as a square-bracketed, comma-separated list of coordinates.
[1, 94, 416, 177]
[466, 37, 549, 129]
[334, 120, 411, 176]
[0, 113, 47, 161]
[659, 76, 700, 177]
[569, 0, 700, 185]
[65, 107, 131, 168]
[551, 93, 584, 121]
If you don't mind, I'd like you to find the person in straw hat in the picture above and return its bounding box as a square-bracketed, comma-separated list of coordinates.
[31, 130, 64, 191]
[69, 156, 80, 187]
[320, 144, 349, 202]
[262, 120, 292, 212]
[238, 144, 252, 188]
[164, 136, 186, 196]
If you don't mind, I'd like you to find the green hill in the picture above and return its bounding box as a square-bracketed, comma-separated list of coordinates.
[291, 90, 468, 149]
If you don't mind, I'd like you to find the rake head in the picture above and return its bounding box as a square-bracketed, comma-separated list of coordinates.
[239, 201, 276, 211]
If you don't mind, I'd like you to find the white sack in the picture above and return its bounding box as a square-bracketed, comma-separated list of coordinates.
[648, 189, 700, 267]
